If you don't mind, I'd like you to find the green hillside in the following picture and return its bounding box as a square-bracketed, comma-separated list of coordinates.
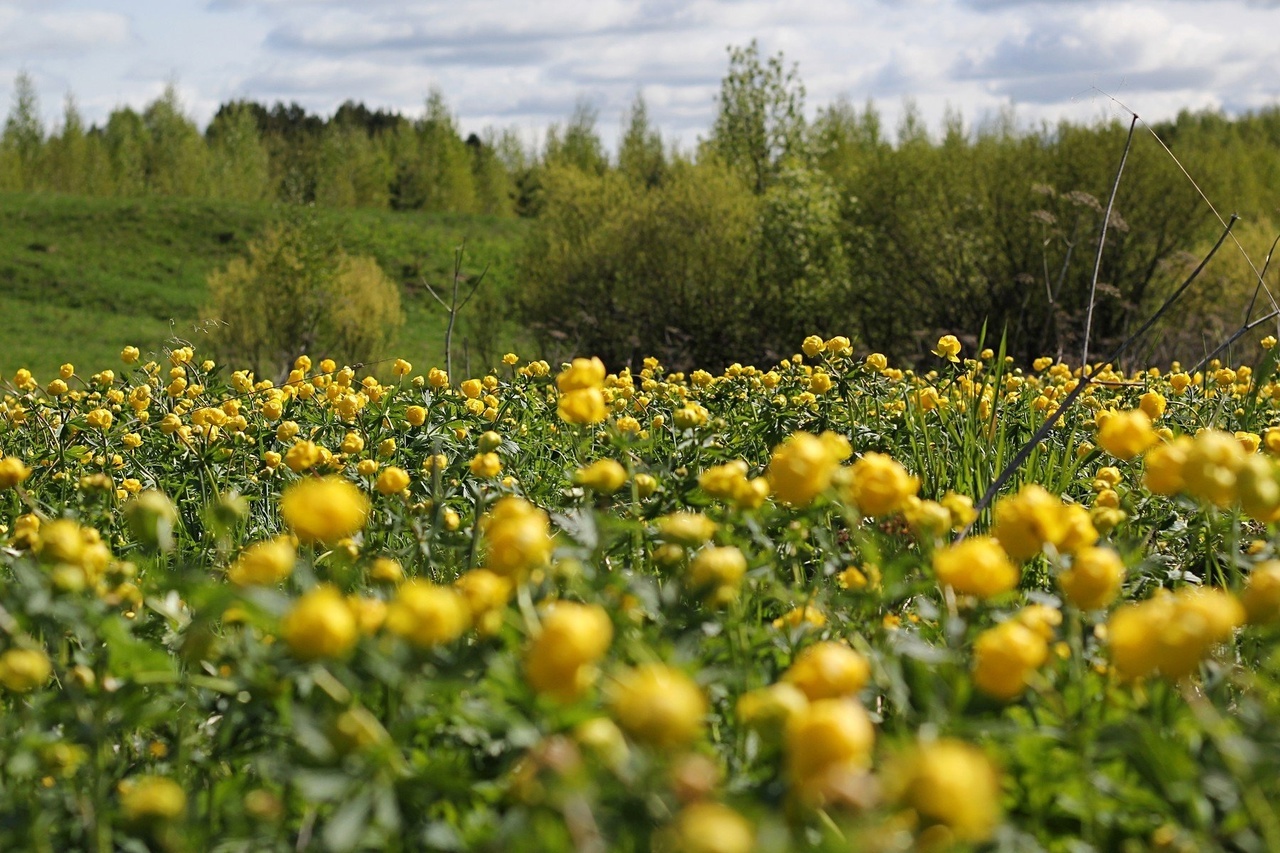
[0, 193, 526, 380]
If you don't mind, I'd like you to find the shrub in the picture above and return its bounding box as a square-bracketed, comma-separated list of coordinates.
[205, 212, 402, 378]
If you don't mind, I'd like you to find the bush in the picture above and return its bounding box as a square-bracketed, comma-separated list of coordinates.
[205, 212, 402, 378]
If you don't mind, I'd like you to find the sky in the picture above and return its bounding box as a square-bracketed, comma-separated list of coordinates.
[1, 0, 1279, 152]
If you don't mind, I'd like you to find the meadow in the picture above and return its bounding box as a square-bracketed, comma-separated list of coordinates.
[0, 329, 1277, 851]
[0, 192, 525, 380]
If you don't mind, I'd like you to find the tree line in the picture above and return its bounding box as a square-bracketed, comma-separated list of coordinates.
[6, 48, 1280, 368]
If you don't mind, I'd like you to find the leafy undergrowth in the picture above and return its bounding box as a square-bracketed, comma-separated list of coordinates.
[0, 334, 1279, 852]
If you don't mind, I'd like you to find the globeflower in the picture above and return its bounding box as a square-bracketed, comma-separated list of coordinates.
[0, 647, 51, 692]
[932, 536, 1019, 598]
[119, 776, 186, 823]
[885, 739, 1001, 843]
[524, 601, 613, 702]
[842, 452, 918, 517]
[990, 484, 1071, 562]
[483, 497, 553, 579]
[972, 620, 1048, 700]
[1058, 546, 1125, 611]
[686, 545, 748, 606]
[574, 458, 628, 494]
[282, 586, 359, 661]
[376, 465, 411, 496]
[785, 698, 875, 797]
[783, 641, 870, 701]
[1182, 429, 1246, 507]
[1107, 588, 1245, 681]
[227, 537, 296, 587]
[556, 357, 608, 425]
[385, 580, 469, 648]
[280, 476, 369, 544]
[767, 431, 843, 507]
[1096, 409, 1158, 460]
[932, 334, 962, 362]
[607, 663, 706, 748]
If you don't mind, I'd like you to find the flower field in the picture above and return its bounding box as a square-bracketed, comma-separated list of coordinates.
[3, 333, 1280, 852]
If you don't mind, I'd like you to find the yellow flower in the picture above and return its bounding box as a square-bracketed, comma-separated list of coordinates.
[990, 484, 1070, 562]
[972, 620, 1047, 700]
[737, 682, 809, 738]
[85, 408, 113, 431]
[454, 568, 512, 635]
[772, 605, 827, 631]
[376, 466, 411, 496]
[1096, 409, 1157, 461]
[1058, 546, 1125, 610]
[469, 452, 502, 479]
[699, 460, 750, 501]
[886, 739, 1001, 843]
[932, 334, 961, 362]
[227, 537, 296, 587]
[369, 556, 404, 585]
[1242, 561, 1280, 624]
[1236, 454, 1280, 521]
[866, 352, 888, 371]
[783, 641, 870, 701]
[282, 586, 359, 660]
[484, 497, 553, 578]
[284, 440, 322, 473]
[121, 345, 140, 364]
[119, 776, 186, 823]
[280, 476, 370, 544]
[556, 356, 606, 393]
[574, 458, 628, 494]
[932, 536, 1019, 598]
[801, 335, 825, 358]
[1108, 588, 1245, 681]
[1182, 429, 1245, 507]
[767, 431, 841, 507]
[785, 698, 875, 792]
[843, 452, 919, 517]
[405, 405, 427, 427]
[607, 663, 706, 748]
[392, 358, 412, 377]
[686, 545, 748, 604]
[1143, 437, 1191, 496]
[385, 580, 470, 647]
[524, 601, 613, 702]
[941, 491, 977, 529]
[0, 456, 31, 489]
[558, 388, 608, 424]
[0, 648, 51, 692]
[1139, 390, 1167, 420]
[656, 511, 718, 546]
[664, 803, 755, 853]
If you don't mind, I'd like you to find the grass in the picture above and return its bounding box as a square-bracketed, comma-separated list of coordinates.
[0, 193, 527, 379]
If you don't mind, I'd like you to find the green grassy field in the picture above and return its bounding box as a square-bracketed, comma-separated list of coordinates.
[0, 193, 526, 380]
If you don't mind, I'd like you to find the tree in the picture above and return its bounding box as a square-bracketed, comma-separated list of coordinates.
[1, 72, 44, 191]
[103, 107, 148, 196]
[206, 101, 271, 202]
[142, 84, 209, 196]
[46, 93, 88, 194]
[618, 93, 665, 187]
[204, 211, 403, 379]
[543, 99, 608, 176]
[706, 41, 808, 194]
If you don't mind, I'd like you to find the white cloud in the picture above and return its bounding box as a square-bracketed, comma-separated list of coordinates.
[0, 0, 1277, 153]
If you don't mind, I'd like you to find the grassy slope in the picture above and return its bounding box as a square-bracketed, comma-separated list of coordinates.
[0, 193, 526, 380]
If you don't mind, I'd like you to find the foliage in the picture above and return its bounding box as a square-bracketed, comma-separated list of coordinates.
[0, 332, 1277, 850]
[205, 213, 403, 378]
[0, 191, 526, 380]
